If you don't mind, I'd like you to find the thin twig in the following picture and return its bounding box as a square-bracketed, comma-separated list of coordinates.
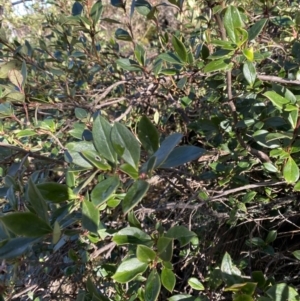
[0, 142, 66, 165]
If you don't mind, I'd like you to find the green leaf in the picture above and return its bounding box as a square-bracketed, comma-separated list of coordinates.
[134, 44, 146, 66]
[120, 163, 139, 179]
[158, 52, 183, 65]
[81, 150, 111, 170]
[21, 61, 27, 89]
[266, 283, 299, 301]
[263, 162, 278, 173]
[283, 156, 299, 184]
[0, 237, 40, 260]
[160, 146, 206, 168]
[251, 271, 266, 289]
[265, 230, 277, 244]
[188, 278, 205, 291]
[93, 115, 116, 164]
[243, 61, 256, 87]
[116, 58, 142, 71]
[16, 129, 36, 138]
[168, 295, 195, 301]
[157, 237, 173, 262]
[65, 142, 95, 169]
[221, 252, 242, 286]
[113, 227, 152, 245]
[135, 0, 152, 16]
[294, 181, 300, 191]
[0, 60, 20, 79]
[172, 36, 188, 63]
[165, 226, 196, 247]
[243, 47, 254, 62]
[0, 212, 52, 237]
[91, 176, 120, 207]
[138, 116, 160, 154]
[112, 258, 148, 283]
[263, 91, 290, 110]
[203, 59, 233, 73]
[27, 178, 49, 222]
[161, 268, 176, 292]
[292, 250, 300, 260]
[72, 1, 83, 15]
[142, 133, 182, 171]
[111, 122, 140, 169]
[145, 269, 161, 301]
[288, 110, 299, 129]
[224, 6, 244, 43]
[115, 28, 132, 41]
[248, 18, 267, 41]
[128, 211, 141, 228]
[90, 1, 103, 24]
[82, 200, 99, 233]
[52, 221, 61, 244]
[136, 245, 156, 263]
[8, 69, 23, 89]
[36, 183, 77, 203]
[122, 180, 149, 214]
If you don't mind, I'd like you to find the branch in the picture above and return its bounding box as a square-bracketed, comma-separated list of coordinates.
[257, 74, 300, 85]
[0, 142, 66, 165]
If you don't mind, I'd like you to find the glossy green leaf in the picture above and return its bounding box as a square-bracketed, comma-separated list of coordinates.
[134, 44, 146, 66]
[248, 18, 267, 41]
[292, 250, 300, 260]
[27, 178, 49, 222]
[145, 269, 161, 301]
[266, 283, 299, 301]
[263, 162, 278, 173]
[128, 211, 141, 228]
[225, 282, 257, 295]
[283, 156, 299, 183]
[142, 133, 182, 171]
[0, 237, 40, 260]
[8, 69, 23, 90]
[160, 146, 205, 168]
[81, 150, 111, 170]
[91, 176, 120, 207]
[221, 252, 242, 286]
[112, 257, 148, 283]
[92, 115, 116, 164]
[157, 237, 173, 262]
[288, 109, 299, 129]
[136, 245, 156, 263]
[165, 226, 196, 247]
[243, 47, 254, 62]
[116, 58, 142, 71]
[168, 295, 195, 301]
[16, 129, 36, 138]
[122, 180, 149, 214]
[72, 1, 83, 15]
[138, 116, 160, 155]
[0, 212, 52, 237]
[243, 61, 256, 87]
[224, 6, 244, 43]
[172, 35, 187, 63]
[90, 1, 103, 24]
[111, 122, 140, 169]
[115, 28, 132, 41]
[265, 230, 277, 244]
[188, 278, 205, 291]
[263, 91, 290, 110]
[161, 268, 176, 292]
[82, 200, 99, 233]
[251, 271, 266, 289]
[52, 221, 61, 244]
[65, 142, 95, 169]
[36, 183, 77, 203]
[135, 0, 152, 16]
[113, 227, 152, 245]
[203, 59, 233, 73]
[120, 163, 139, 179]
[158, 52, 182, 65]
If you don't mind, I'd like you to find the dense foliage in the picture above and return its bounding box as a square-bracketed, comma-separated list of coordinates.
[1, 0, 300, 300]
